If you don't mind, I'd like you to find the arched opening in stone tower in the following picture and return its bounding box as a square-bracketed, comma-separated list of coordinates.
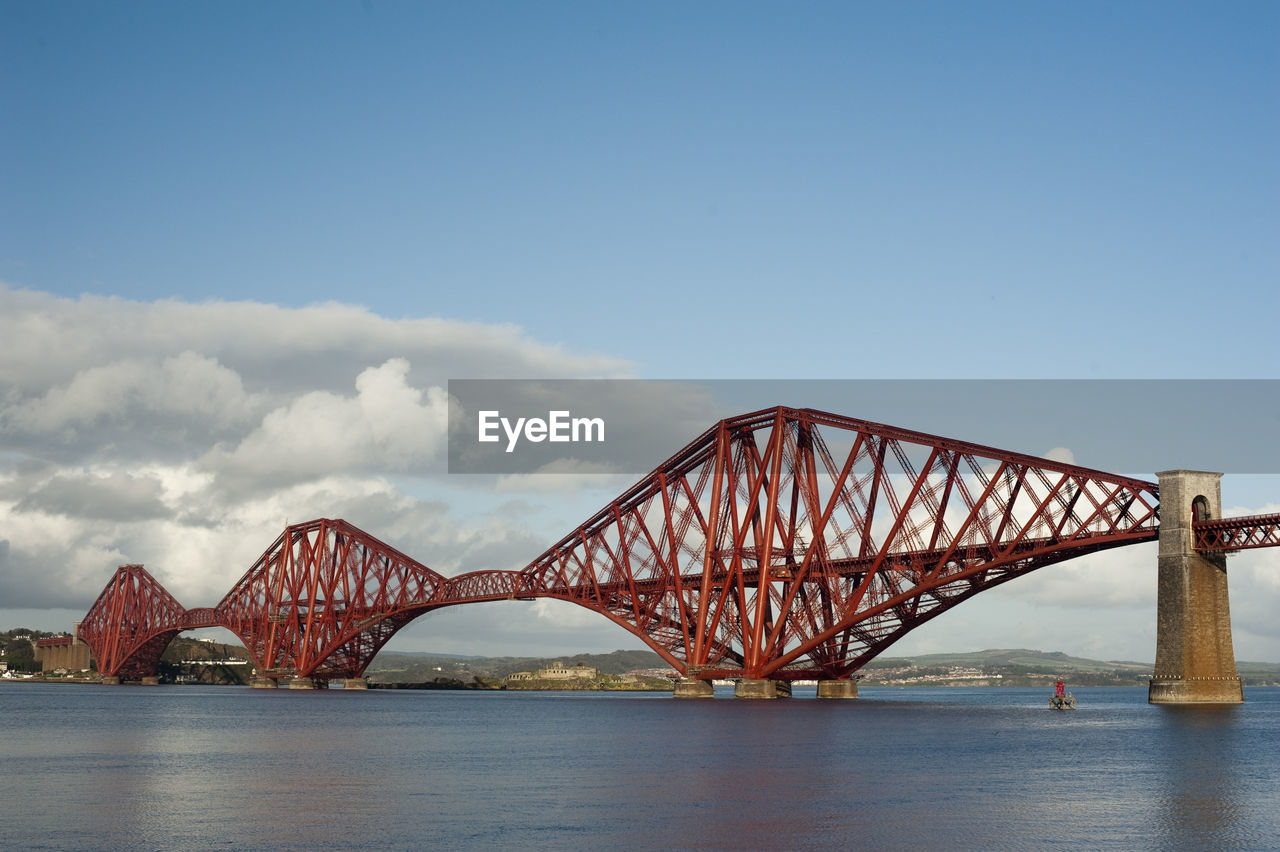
[1192, 494, 1210, 523]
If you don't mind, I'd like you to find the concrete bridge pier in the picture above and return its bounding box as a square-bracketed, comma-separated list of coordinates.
[1149, 470, 1243, 704]
[733, 679, 791, 699]
[288, 676, 325, 690]
[342, 678, 368, 690]
[100, 676, 121, 685]
[816, 679, 859, 699]
[673, 678, 714, 698]
[250, 676, 278, 689]
[140, 676, 160, 686]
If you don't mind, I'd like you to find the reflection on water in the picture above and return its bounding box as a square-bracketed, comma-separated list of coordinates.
[1151, 705, 1255, 848]
[3, 685, 1278, 850]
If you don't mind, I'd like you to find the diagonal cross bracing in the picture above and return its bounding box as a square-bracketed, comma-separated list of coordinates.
[80, 406, 1187, 682]
[1193, 513, 1280, 552]
[446, 407, 1162, 680]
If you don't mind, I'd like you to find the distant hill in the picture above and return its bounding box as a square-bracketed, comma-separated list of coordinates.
[363, 646, 1280, 687]
[16, 625, 1272, 687]
[371, 650, 484, 661]
[1236, 660, 1280, 683]
[159, 636, 252, 685]
[865, 648, 1152, 673]
[862, 648, 1280, 687]
[861, 648, 1151, 687]
[366, 648, 667, 682]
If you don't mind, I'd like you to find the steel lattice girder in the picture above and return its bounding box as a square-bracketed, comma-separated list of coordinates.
[215, 519, 448, 679]
[78, 564, 188, 678]
[446, 406, 1162, 680]
[80, 407, 1188, 682]
[80, 521, 449, 681]
[1193, 513, 1280, 552]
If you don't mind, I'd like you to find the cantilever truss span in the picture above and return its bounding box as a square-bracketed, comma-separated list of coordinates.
[445, 407, 1161, 680]
[80, 519, 449, 680]
[87, 405, 1267, 683]
[78, 564, 189, 680]
[216, 518, 449, 679]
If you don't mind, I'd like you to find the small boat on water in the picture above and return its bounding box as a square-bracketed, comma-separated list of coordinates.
[1049, 679, 1075, 710]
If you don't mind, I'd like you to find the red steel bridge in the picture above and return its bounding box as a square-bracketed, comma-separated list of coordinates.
[77, 406, 1280, 690]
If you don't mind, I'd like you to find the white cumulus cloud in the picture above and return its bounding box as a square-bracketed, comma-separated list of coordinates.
[0, 284, 633, 625]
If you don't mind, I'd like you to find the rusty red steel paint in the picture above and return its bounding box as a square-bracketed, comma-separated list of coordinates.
[1193, 513, 1280, 552]
[77, 406, 1277, 683]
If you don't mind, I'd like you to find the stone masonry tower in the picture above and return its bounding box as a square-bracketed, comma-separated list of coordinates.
[1148, 470, 1243, 704]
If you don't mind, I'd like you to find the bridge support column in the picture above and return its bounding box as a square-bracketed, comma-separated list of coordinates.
[733, 679, 791, 699]
[1149, 471, 1243, 705]
[288, 676, 321, 690]
[140, 676, 160, 686]
[100, 676, 121, 685]
[342, 678, 368, 690]
[816, 679, 859, 699]
[250, 676, 278, 689]
[673, 678, 714, 698]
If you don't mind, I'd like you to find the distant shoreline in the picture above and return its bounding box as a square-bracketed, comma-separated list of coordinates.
[370, 681, 672, 692]
[1, 676, 100, 685]
[7, 677, 1280, 691]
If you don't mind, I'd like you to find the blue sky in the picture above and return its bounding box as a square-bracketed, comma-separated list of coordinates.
[1, 2, 1278, 661]
[5, 2, 1276, 376]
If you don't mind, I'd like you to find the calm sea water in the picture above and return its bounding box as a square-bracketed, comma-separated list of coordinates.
[2, 683, 1278, 850]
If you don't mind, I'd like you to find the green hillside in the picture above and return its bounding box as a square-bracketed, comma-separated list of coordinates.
[11, 625, 1277, 687]
[170, 642, 1280, 687]
[863, 649, 1280, 687]
[158, 636, 253, 685]
[866, 648, 1151, 673]
[365, 648, 666, 682]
